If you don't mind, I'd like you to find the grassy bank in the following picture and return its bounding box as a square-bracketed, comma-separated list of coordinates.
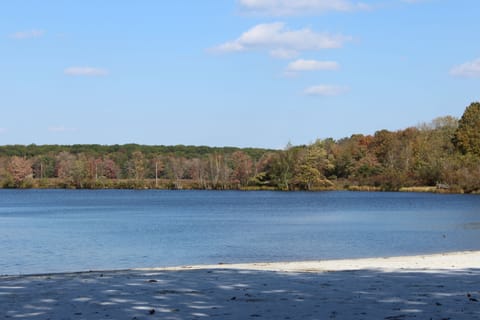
[1, 177, 476, 194]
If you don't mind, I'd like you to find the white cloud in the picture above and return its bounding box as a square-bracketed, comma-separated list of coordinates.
[9, 29, 45, 39]
[64, 67, 109, 76]
[238, 0, 369, 15]
[304, 84, 348, 96]
[450, 58, 480, 78]
[287, 59, 339, 71]
[0, 128, 7, 134]
[48, 126, 77, 133]
[212, 22, 350, 58]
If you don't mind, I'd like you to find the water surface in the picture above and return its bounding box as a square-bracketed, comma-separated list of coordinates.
[1, 190, 479, 275]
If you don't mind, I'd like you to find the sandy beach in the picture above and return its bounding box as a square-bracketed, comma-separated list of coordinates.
[2, 251, 480, 319]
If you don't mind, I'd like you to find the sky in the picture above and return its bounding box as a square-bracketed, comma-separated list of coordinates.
[0, 0, 479, 149]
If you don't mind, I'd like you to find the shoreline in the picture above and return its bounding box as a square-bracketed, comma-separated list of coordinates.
[1, 185, 477, 194]
[153, 250, 480, 273]
[3, 250, 480, 278]
[2, 251, 480, 319]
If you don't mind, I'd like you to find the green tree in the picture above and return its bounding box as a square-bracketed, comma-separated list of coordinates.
[270, 143, 298, 190]
[71, 155, 88, 188]
[454, 102, 480, 155]
[414, 116, 458, 185]
[293, 141, 334, 190]
[32, 155, 56, 179]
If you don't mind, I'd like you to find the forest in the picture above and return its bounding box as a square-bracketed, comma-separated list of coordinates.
[1, 102, 479, 193]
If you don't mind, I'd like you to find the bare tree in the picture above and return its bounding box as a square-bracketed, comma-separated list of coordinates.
[231, 151, 253, 187]
[168, 156, 186, 189]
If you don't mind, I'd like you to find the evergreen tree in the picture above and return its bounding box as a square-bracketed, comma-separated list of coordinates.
[454, 102, 480, 156]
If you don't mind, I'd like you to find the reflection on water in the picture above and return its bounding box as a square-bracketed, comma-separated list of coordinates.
[0, 190, 479, 275]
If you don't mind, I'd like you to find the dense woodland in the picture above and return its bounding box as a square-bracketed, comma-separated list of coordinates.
[1, 102, 480, 193]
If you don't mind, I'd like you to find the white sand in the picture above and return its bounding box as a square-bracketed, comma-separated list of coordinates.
[157, 250, 480, 273]
[2, 251, 480, 319]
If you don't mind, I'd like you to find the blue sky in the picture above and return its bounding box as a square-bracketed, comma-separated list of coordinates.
[1, 0, 479, 149]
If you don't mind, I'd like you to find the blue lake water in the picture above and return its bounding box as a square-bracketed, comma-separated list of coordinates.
[0, 190, 479, 275]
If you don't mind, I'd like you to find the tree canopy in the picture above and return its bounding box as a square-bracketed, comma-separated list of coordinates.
[1, 102, 479, 193]
[454, 102, 480, 156]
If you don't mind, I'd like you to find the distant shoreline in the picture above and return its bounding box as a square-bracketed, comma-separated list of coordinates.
[0, 182, 476, 194]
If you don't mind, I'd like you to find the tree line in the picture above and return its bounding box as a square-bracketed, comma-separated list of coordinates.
[1, 102, 479, 193]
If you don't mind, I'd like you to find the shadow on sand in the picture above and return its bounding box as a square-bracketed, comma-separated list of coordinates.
[1, 267, 480, 319]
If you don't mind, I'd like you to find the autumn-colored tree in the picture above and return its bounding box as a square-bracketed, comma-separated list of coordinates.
[85, 157, 101, 180]
[0, 157, 8, 181]
[102, 158, 119, 179]
[150, 156, 164, 187]
[333, 134, 374, 180]
[231, 151, 253, 187]
[166, 156, 185, 189]
[55, 151, 76, 180]
[205, 153, 232, 189]
[87, 157, 119, 180]
[248, 152, 276, 186]
[7, 156, 33, 187]
[53, 152, 88, 187]
[187, 158, 208, 188]
[0, 108, 478, 192]
[369, 129, 416, 189]
[372, 130, 397, 169]
[126, 151, 146, 180]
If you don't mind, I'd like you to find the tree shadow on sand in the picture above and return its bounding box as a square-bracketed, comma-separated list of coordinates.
[1, 267, 480, 319]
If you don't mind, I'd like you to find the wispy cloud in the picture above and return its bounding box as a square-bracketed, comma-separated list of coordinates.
[212, 22, 351, 58]
[9, 29, 45, 39]
[450, 58, 480, 78]
[401, 0, 428, 3]
[287, 59, 339, 71]
[304, 84, 348, 96]
[270, 48, 299, 59]
[64, 67, 109, 77]
[238, 0, 370, 16]
[0, 128, 7, 134]
[48, 126, 77, 133]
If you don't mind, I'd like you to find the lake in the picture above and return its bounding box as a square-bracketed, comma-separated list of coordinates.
[0, 190, 479, 275]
